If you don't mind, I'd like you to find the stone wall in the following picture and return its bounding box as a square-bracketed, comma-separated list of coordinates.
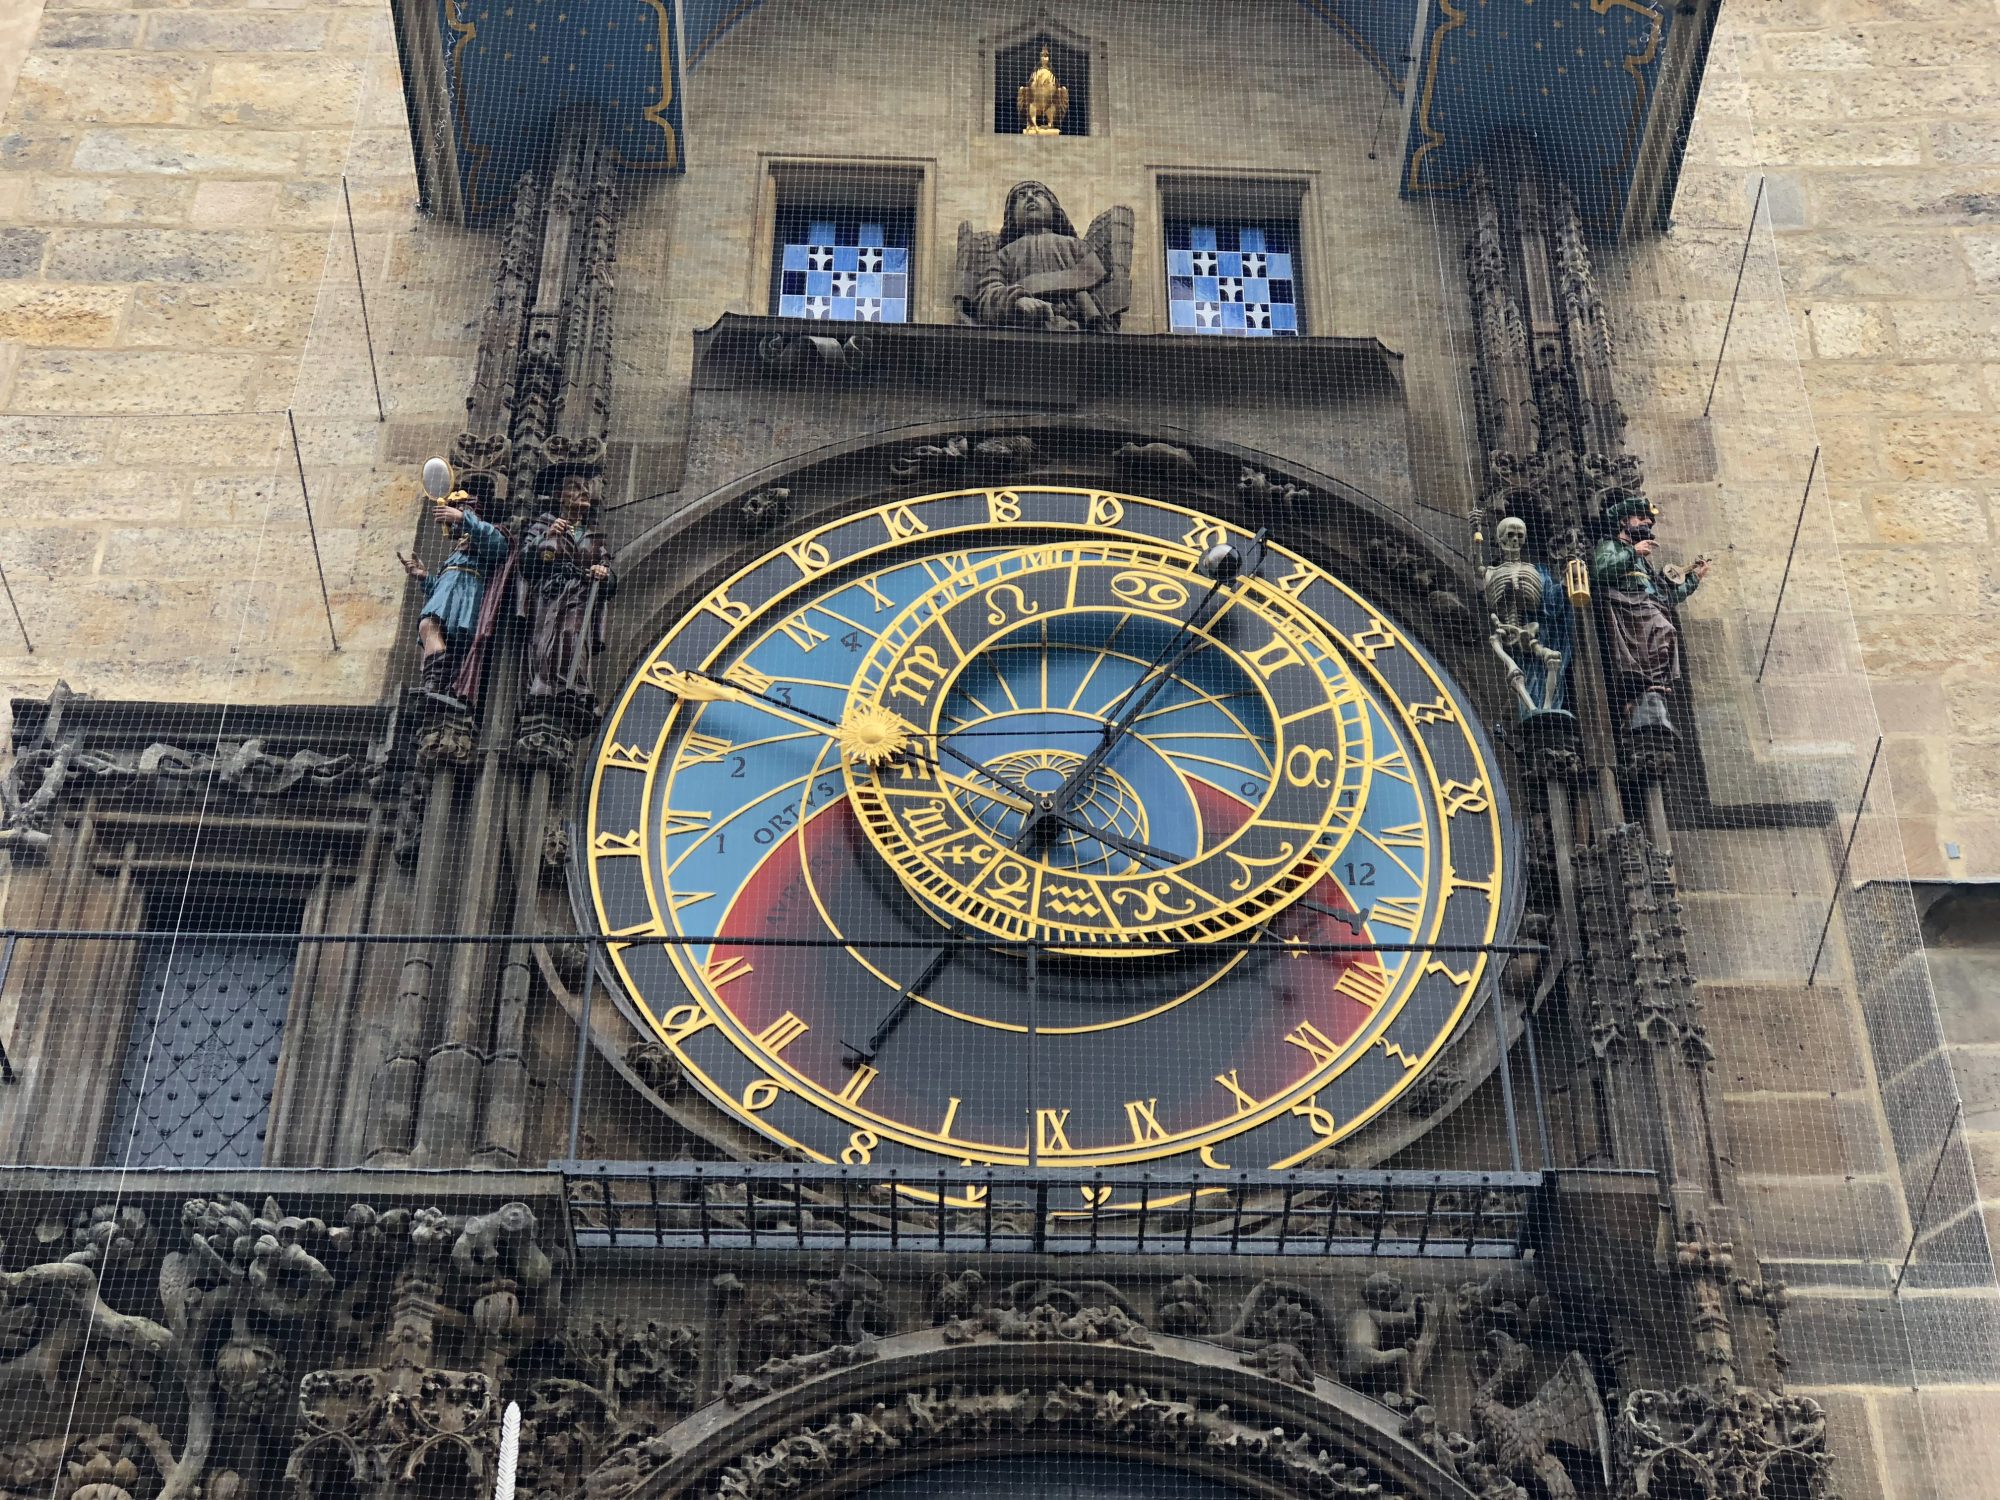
[1619, 0, 2000, 881]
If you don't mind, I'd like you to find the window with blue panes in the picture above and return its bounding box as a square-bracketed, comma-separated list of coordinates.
[1165, 221, 1301, 336]
[774, 212, 912, 323]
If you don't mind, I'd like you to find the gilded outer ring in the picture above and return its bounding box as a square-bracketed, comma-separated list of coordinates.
[582, 489, 1512, 1168]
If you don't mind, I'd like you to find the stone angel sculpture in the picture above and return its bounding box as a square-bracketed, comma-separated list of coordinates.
[956, 180, 1133, 333]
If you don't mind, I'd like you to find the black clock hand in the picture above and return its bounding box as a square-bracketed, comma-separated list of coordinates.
[1015, 532, 1270, 845]
[672, 668, 1055, 813]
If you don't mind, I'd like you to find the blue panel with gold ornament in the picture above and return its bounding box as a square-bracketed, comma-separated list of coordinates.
[1401, 0, 1694, 233]
[438, 0, 683, 215]
[583, 490, 1520, 1173]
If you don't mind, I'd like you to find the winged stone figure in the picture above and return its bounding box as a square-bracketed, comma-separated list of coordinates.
[956, 181, 1133, 332]
[1017, 44, 1068, 134]
[1468, 1332, 1611, 1500]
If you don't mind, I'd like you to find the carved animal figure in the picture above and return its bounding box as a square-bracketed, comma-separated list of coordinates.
[1017, 45, 1069, 134]
[1468, 1331, 1609, 1500]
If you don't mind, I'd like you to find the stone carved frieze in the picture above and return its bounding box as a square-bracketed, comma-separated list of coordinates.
[0, 1193, 565, 1500]
[1617, 1384, 1835, 1500]
[0, 735, 385, 848]
[696, 1380, 1413, 1500]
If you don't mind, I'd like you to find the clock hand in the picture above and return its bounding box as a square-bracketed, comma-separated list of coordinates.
[666, 668, 1061, 814]
[1015, 531, 1271, 845]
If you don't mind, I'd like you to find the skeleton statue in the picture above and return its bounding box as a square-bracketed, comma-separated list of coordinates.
[1481, 516, 1570, 719]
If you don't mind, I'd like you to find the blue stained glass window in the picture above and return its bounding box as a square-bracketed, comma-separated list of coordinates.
[774, 210, 913, 323]
[1164, 220, 1303, 337]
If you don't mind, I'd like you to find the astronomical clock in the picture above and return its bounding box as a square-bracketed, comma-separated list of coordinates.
[583, 488, 1518, 1171]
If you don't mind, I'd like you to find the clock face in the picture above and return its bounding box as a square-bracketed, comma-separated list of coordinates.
[584, 489, 1515, 1171]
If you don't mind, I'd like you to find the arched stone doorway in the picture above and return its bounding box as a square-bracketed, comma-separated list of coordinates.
[612, 1331, 1477, 1500]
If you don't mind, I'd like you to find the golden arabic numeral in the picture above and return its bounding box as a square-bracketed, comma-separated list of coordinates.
[1291, 1093, 1337, 1139]
[741, 1079, 781, 1112]
[1087, 492, 1125, 527]
[592, 828, 643, 857]
[754, 1011, 810, 1054]
[1439, 779, 1492, 817]
[1408, 697, 1459, 726]
[674, 732, 729, 767]
[1181, 520, 1229, 551]
[1036, 1107, 1073, 1154]
[837, 1064, 879, 1105]
[940, 1096, 964, 1138]
[781, 537, 833, 576]
[1350, 620, 1398, 661]
[1423, 958, 1479, 989]
[1284, 1019, 1340, 1069]
[988, 490, 1023, 523]
[884, 503, 931, 539]
[1215, 1070, 1260, 1115]
[777, 613, 830, 651]
[1124, 1098, 1169, 1144]
[1370, 894, 1424, 932]
[605, 741, 656, 770]
[704, 589, 753, 625]
[660, 1003, 710, 1045]
[841, 1128, 880, 1165]
[1275, 562, 1315, 597]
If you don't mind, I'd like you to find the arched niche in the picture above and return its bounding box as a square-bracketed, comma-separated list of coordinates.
[610, 1331, 1477, 1500]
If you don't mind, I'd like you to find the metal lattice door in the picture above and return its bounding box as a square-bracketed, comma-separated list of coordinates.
[101, 934, 295, 1168]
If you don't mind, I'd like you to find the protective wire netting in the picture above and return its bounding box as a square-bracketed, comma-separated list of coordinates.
[0, 1, 1993, 1498]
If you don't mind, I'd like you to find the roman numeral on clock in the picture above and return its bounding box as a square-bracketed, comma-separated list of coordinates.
[1284, 1019, 1340, 1069]
[755, 1011, 810, 1053]
[1124, 1098, 1169, 1143]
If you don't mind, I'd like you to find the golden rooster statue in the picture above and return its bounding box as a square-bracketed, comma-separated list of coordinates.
[1018, 44, 1068, 135]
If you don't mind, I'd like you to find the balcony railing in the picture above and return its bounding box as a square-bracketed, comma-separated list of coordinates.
[555, 1160, 1547, 1258]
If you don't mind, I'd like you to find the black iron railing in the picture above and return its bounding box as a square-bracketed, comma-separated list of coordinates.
[554, 1161, 1545, 1259]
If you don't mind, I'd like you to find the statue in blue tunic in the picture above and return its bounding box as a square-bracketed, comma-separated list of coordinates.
[399, 498, 511, 707]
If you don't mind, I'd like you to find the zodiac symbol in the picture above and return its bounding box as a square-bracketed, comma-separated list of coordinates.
[888, 644, 949, 702]
[1285, 746, 1337, 788]
[984, 859, 1033, 910]
[985, 583, 1041, 627]
[1109, 571, 1190, 612]
[1225, 841, 1298, 893]
[1109, 880, 1200, 921]
[1042, 881, 1101, 918]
